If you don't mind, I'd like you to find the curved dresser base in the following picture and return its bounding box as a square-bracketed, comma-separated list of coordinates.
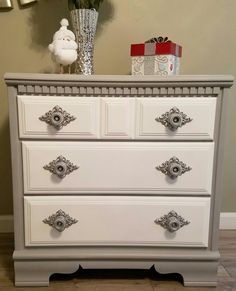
[14, 258, 218, 287]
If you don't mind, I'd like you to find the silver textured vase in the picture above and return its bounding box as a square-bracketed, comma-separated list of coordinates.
[70, 9, 98, 75]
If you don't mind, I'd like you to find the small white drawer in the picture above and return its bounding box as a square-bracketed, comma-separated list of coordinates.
[101, 98, 135, 139]
[24, 196, 210, 247]
[17, 96, 100, 139]
[136, 98, 217, 140]
[22, 141, 214, 195]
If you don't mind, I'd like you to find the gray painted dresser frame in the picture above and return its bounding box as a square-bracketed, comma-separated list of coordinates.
[5, 74, 234, 287]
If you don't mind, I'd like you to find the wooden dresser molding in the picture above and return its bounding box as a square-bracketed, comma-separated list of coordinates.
[5, 74, 233, 97]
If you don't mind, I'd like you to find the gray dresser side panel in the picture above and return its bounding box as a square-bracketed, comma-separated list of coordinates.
[8, 86, 25, 250]
[209, 88, 230, 251]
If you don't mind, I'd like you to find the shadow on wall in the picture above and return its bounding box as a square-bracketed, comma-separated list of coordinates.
[27, 0, 114, 52]
[96, 0, 115, 37]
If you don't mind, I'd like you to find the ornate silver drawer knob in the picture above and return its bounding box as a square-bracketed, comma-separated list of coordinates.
[39, 105, 76, 130]
[43, 155, 79, 178]
[156, 156, 192, 179]
[43, 209, 78, 232]
[155, 210, 190, 232]
[155, 107, 192, 131]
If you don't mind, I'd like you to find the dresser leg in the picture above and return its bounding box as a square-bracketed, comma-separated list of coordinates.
[154, 260, 218, 287]
[14, 260, 80, 287]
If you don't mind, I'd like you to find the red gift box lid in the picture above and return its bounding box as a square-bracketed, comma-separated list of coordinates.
[130, 41, 182, 57]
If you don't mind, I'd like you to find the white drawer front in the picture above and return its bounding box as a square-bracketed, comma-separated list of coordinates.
[24, 196, 210, 247]
[136, 98, 216, 140]
[22, 141, 214, 195]
[101, 98, 135, 139]
[18, 96, 100, 139]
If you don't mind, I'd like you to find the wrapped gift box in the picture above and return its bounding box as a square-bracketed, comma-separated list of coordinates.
[130, 40, 182, 76]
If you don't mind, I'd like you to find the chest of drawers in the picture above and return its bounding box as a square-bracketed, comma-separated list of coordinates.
[5, 74, 233, 287]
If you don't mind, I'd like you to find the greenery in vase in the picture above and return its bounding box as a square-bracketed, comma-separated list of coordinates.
[68, 0, 104, 11]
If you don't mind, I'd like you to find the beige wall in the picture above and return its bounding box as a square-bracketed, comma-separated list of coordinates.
[0, 0, 236, 214]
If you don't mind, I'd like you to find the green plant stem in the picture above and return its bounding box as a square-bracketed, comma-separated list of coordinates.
[68, 0, 103, 11]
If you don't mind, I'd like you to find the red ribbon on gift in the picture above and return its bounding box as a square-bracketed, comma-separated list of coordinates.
[130, 41, 182, 57]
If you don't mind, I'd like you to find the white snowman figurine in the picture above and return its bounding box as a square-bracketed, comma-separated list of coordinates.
[49, 19, 78, 74]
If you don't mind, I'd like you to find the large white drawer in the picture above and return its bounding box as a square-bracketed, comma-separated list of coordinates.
[24, 196, 210, 247]
[17, 96, 100, 139]
[22, 141, 214, 195]
[136, 98, 216, 140]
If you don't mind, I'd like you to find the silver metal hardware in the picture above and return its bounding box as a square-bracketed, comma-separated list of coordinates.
[156, 156, 191, 179]
[39, 105, 76, 130]
[0, 0, 36, 9]
[0, 0, 13, 9]
[155, 210, 190, 232]
[43, 209, 78, 232]
[43, 155, 79, 178]
[155, 107, 192, 131]
[19, 0, 37, 5]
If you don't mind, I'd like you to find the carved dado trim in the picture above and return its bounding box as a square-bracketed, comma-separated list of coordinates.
[5, 73, 233, 97]
[16, 84, 221, 97]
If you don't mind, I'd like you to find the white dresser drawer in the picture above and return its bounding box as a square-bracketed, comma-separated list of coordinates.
[22, 141, 214, 195]
[136, 98, 216, 140]
[17, 96, 100, 139]
[24, 196, 210, 247]
[18, 96, 217, 141]
[101, 98, 135, 139]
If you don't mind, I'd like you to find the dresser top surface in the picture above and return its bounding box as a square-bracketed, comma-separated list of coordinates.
[4, 73, 234, 88]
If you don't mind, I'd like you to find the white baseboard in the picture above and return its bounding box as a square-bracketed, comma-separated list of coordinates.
[219, 212, 236, 230]
[0, 213, 235, 233]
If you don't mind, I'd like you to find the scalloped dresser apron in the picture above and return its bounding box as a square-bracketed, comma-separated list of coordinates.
[5, 74, 233, 287]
